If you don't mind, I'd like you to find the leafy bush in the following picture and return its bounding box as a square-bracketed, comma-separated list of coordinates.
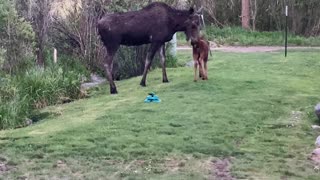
[166, 54, 178, 68]
[57, 54, 91, 80]
[165, 42, 178, 68]
[0, 76, 28, 129]
[0, 66, 84, 130]
[112, 43, 178, 80]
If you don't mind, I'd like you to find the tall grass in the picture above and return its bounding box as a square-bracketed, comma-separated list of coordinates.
[177, 26, 320, 46]
[0, 66, 83, 130]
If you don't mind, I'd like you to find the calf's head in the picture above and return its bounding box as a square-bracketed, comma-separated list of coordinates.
[184, 7, 202, 43]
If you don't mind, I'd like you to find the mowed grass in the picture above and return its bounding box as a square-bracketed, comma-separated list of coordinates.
[177, 26, 320, 46]
[1, 50, 320, 179]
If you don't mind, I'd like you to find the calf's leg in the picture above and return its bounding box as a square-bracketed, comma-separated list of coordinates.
[203, 60, 208, 80]
[194, 60, 199, 82]
[198, 58, 206, 80]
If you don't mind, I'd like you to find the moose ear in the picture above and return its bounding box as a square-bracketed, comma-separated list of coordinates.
[197, 6, 204, 14]
[189, 7, 195, 14]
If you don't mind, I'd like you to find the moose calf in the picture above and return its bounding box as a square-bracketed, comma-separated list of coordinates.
[191, 36, 211, 82]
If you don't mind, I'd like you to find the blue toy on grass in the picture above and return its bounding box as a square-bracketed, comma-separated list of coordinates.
[144, 92, 161, 103]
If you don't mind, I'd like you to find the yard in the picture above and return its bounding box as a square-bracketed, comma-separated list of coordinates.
[1, 49, 320, 179]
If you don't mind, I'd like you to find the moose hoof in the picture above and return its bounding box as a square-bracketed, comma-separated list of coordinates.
[140, 82, 146, 87]
[163, 79, 169, 83]
[110, 87, 118, 94]
[194, 79, 197, 82]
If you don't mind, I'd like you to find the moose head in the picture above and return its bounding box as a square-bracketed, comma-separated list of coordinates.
[184, 7, 203, 43]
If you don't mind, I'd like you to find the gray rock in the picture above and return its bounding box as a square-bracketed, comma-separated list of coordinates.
[90, 73, 105, 82]
[25, 118, 33, 126]
[315, 103, 320, 120]
[185, 60, 194, 67]
[81, 73, 107, 90]
[316, 136, 320, 148]
[311, 148, 320, 164]
[312, 125, 320, 130]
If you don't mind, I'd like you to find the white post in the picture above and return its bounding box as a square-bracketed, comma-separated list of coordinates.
[169, 33, 177, 57]
[53, 48, 57, 64]
[201, 14, 205, 29]
[285, 5, 288, 57]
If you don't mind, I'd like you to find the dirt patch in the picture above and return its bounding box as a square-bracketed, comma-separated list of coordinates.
[54, 160, 68, 169]
[164, 158, 186, 173]
[50, 155, 233, 179]
[110, 158, 187, 178]
[310, 149, 320, 165]
[210, 158, 235, 180]
[109, 156, 230, 178]
[289, 111, 303, 127]
[0, 157, 14, 175]
[291, 111, 303, 122]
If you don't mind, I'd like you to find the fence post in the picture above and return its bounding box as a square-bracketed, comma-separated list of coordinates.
[285, 5, 288, 57]
[53, 48, 57, 64]
[169, 33, 177, 57]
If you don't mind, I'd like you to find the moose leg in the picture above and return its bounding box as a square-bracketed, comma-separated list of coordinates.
[199, 58, 205, 80]
[140, 43, 161, 87]
[204, 60, 208, 80]
[159, 45, 169, 83]
[197, 55, 202, 78]
[194, 60, 198, 82]
[104, 47, 118, 94]
[193, 53, 199, 82]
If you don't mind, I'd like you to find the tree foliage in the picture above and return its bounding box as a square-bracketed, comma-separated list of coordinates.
[0, 0, 34, 73]
[191, 0, 320, 36]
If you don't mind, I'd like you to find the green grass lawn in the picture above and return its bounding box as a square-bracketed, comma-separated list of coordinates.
[1, 50, 320, 179]
[177, 26, 320, 46]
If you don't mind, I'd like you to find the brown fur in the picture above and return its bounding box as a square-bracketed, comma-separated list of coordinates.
[97, 2, 202, 94]
[191, 36, 211, 81]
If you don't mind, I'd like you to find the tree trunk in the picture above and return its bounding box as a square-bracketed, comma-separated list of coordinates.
[33, 0, 50, 67]
[241, 0, 250, 29]
[36, 44, 45, 67]
[250, 0, 257, 31]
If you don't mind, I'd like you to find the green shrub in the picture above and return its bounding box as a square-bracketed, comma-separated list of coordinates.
[166, 54, 178, 68]
[0, 76, 28, 129]
[112, 44, 178, 80]
[53, 54, 89, 78]
[0, 66, 83, 130]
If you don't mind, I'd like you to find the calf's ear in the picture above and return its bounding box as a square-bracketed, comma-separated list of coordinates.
[189, 7, 194, 14]
[197, 7, 204, 14]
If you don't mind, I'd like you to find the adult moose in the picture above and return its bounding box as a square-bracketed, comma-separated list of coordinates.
[97, 2, 202, 94]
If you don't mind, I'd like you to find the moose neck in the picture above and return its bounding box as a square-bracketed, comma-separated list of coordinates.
[170, 9, 191, 32]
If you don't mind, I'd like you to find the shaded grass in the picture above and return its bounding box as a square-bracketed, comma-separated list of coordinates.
[177, 26, 320, 46]
[1, 51, 320, 179]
